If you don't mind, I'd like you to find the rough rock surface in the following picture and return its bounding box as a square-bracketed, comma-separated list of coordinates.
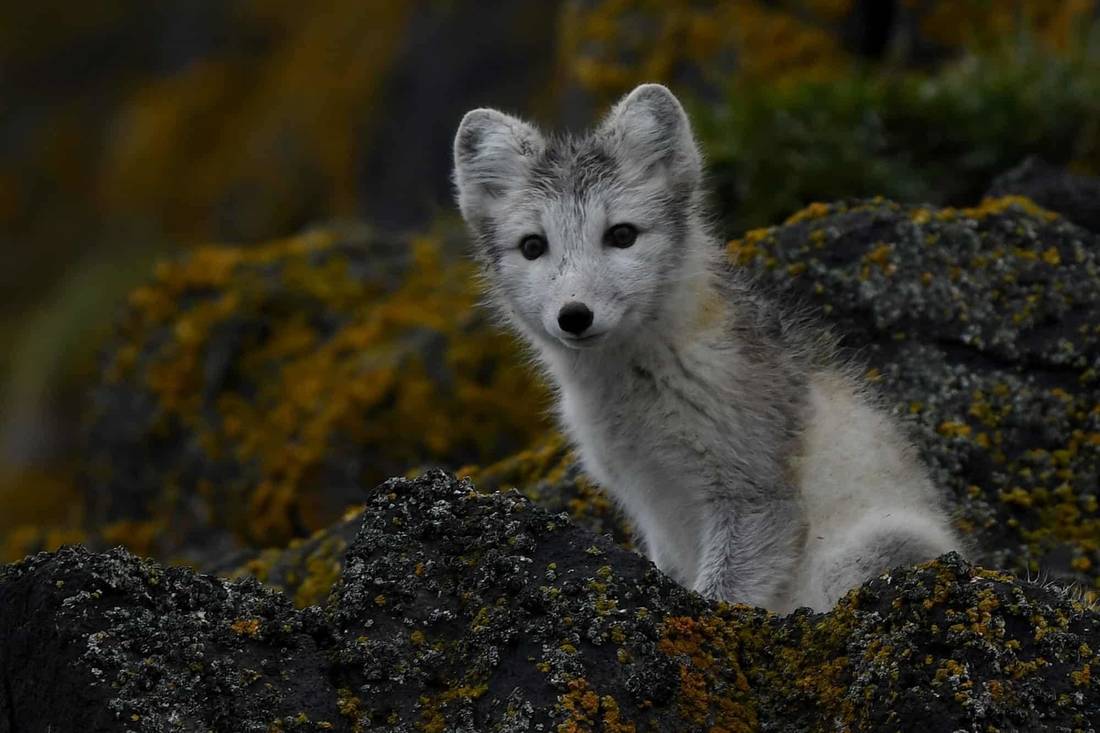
[223, 436, 630, 607]
[987, 158, 1100, 235]
[9, 195, 1095, 729]
[3, 471, 1098, 732]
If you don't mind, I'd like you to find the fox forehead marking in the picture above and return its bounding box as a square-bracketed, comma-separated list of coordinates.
[476, 130, 691, 276]
[520, 135, 693, 250]
[527, 136, 619, 198]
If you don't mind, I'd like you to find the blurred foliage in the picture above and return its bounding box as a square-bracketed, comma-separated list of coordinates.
[0, 0, 565, 476]
[559, 0, 1100, 103]
[561, 0, 1100, 232]
[0, 469, 84, 563]
[693, 49, 1100, 232]
[0, 0, 410, 475]
[95, 1, 411, 245]
[0, 1, 411, 265]
[560, 0, 849, 98]
[912, 0, 1099, 52]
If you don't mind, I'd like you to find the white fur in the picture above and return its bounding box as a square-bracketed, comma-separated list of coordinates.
[788, 373, 960, 611]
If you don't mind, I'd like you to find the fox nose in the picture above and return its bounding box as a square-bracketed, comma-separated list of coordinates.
[558, 302, 594, 335]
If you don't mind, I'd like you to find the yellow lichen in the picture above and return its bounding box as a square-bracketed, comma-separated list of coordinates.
[230, 618, 262, 637]
[103, 229, 552, 557]
[556, 678, 637, 733]
[785, 202, 834, 225]
[418, 685, 488, 733]
[657, 615, 758, 732]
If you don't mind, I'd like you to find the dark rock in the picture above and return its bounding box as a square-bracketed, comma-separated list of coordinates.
[222, 436, 632, 607]
[13, 195, 1095, 728]
[3, 471, 1099, 731]
[0, 545, 341, 732]
[987, 158, 1100, 234]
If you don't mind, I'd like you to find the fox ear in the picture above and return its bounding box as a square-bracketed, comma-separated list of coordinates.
[600, 83, 701, 188]
[453, 108, 544, 220]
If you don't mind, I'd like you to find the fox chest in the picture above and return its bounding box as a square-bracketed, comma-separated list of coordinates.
[557, 360, 747, 576]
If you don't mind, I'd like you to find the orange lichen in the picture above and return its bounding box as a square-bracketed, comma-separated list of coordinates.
[417, 685, 488, 733]
[657, 615, 758, 732]
[784, 202, 834, 225]
[950, 196, 1061, 223]
[556, 678, 637, 733]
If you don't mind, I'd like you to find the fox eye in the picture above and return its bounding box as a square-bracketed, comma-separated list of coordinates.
[606, 223, 637, 248]
[519, 234, 547, 260]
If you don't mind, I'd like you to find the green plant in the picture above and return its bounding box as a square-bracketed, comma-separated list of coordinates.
[694, 47, 1100, 234]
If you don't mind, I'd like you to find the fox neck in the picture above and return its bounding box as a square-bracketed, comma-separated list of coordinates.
[656, 225, 724, 344]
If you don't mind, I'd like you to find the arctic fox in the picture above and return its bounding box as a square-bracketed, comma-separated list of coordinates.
[452, 83, 962, 612]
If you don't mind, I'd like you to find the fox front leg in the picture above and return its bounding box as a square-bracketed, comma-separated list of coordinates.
[692, 493, 805, 608]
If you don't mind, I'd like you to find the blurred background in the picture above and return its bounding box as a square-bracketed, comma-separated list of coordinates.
[2, 0, 1099, 568]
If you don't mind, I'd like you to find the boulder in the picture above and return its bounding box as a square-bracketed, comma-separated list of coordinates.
[3, 471, 1097, 731]
[987, 158, 1100, 235]
[222, 436, 632, 607]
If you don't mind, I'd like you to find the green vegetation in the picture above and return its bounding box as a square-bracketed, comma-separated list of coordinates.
[694, 49, 1100, 233]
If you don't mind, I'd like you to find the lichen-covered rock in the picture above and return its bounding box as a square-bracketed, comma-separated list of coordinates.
[0, 545, 343, 732]
[730, 196, 1100, 593]
[86, 191, 1095, 592]
[457, 434, 633, 548]
[221, 510, 362, 609]
[988, 158, 1100, 235]
[82, 225, 549, 565]
[3, 471, 1098, 731]
[224, 436, 633, 607]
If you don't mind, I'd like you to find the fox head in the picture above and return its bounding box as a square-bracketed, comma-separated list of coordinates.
[453, 84, 712, 355]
